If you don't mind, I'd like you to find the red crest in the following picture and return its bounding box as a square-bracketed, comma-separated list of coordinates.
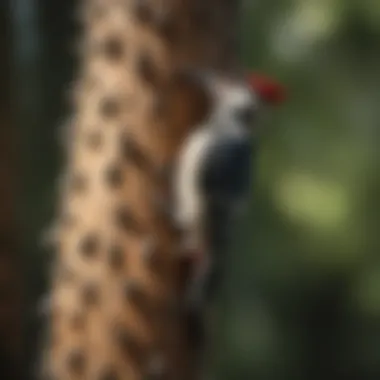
[247, 72, 287, 105]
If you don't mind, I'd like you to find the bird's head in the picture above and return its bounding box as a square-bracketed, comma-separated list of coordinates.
[246, 72, 287, 106]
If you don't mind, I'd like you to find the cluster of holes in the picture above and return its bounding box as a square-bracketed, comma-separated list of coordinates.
[50, 0, 226, 377]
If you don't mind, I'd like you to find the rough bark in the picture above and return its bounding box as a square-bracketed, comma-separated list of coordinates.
[0, 2, 24, 379]
[43, 1, 241, 379]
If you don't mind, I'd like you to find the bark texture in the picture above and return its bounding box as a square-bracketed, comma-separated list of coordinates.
[44, 1, 241, 379]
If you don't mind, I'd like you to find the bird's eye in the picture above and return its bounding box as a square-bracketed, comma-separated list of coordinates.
[235, 107, 255, 126]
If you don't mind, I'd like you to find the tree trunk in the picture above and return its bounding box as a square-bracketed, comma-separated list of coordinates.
[43, 1, 241, 379]
[0, 2, 24, 379]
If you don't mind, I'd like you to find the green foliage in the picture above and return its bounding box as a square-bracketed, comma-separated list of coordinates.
[216, 0, 380, 378]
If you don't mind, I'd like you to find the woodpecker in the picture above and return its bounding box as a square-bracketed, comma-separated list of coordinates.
[174, 72, 255, 307]
[173, 70, 286, 309]
[172, 69, 286, 355]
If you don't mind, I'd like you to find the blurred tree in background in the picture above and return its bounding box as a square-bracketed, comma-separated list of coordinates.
[13, 0, 380, 379]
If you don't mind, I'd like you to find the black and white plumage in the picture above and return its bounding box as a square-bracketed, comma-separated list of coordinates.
[173, 71, 258, 319]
